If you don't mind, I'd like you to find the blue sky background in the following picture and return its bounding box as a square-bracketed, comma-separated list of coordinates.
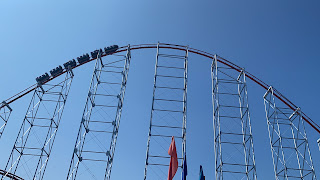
[0, 0, 320, 179]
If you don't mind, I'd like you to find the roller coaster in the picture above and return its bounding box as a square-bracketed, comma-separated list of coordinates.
[0, 43, 319, 179]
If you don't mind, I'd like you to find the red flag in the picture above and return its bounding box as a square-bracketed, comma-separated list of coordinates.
[168, 136, 178, 180]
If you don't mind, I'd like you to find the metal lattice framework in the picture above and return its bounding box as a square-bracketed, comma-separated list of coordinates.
[67, 46, 131, 180]
[264, 86, 317, 179]
[0, 43, 319, 180]
[1, 69, 74, 180]
[0, 101, 12, 139]
[144, 43, 188, 180]
[212, 55, 257, 179]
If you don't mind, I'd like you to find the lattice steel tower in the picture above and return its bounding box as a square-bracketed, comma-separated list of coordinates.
[211, 55, 257, 179]
[144, 43, 188, 180]
[0, 101, 12, 139]
[1, 68, 74, 180]
[67, 45, 131, 180]
[264, 86, 317, 179]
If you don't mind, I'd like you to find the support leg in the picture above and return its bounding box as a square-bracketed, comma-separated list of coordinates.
[264, 87, 317, 179]
[144, 43, 188, 180]
[212, 55, 257, 180]
[67, 46, 131, 180]
[1, 70, 74, 180]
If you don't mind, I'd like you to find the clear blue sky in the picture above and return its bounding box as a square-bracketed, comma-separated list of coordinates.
[0, 0, 320, 179]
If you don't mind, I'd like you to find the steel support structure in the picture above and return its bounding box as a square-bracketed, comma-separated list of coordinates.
[1, 69, 74, 180]
[264, 86, 317, 179]
[212, 55, 257, 180]
[67, 45, 131, 180]
[144, 43, 188, 180]
[0, 101, 12, 139]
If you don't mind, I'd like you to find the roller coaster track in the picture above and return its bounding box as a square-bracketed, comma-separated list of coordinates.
[1, 43, 319, 135]
[0, 170, 23, 180]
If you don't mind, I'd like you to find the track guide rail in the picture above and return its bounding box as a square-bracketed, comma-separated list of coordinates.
[1, 43, 319, 134]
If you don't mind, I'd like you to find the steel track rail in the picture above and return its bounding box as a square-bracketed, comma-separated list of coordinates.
[0, 169, 24, 180]
[1, 43, 319, 134]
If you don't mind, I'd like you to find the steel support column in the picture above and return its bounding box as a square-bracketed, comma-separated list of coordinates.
[212, 55, 257, 180]
[264, 86, 317, 179]
[67, 45, 131, 180]
[144, 43, 188, 180]
[1, 69, 74, 180]
[0, 101, 12, 139]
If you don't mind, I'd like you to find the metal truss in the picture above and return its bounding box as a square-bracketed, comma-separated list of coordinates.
[0, 101, 12, 139]
[67, 45, 131, 180]
[264, 86, 317, 179]
[212, 55, 257, 180]
[1, 69, 74, 180]
[144, 43, 188, 180]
